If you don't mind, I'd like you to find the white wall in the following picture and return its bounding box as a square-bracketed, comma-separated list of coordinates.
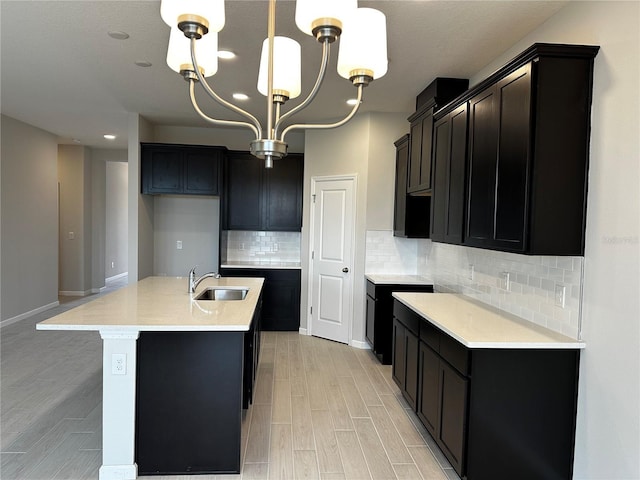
[153, 125, 305, 153]
[0, 115, 59, 323]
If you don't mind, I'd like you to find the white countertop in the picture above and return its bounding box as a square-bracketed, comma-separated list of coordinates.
[392, 293, 585, 349]
[36, 276, 264, 333]
[221, 261, 301, 269]
[365, 274, 434, 285]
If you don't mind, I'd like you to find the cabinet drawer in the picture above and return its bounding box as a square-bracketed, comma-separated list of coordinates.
[420, 320, 441, 352]
[393, 301, 420, 336]
[440, 333, 470, 376]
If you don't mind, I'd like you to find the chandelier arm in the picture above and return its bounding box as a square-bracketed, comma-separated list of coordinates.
[274, 39, 330, 139]
[280, 84, 363, 142]
[189, 80, 261, 136]
[190, 37, 263, 138]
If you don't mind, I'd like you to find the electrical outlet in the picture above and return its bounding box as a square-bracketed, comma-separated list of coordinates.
[111, 261, 115, 269]
[176, 240, 182, 250]
[111, 353, 126, 375]
[273, 243, 279, 252]
[468, 264, 475, 281]
[555, 284, 566, 308]
[500, 272, 511, 291]
[239, 243, 245, 251]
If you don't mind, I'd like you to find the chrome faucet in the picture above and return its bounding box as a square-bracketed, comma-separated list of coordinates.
[188, 266, 221, 293]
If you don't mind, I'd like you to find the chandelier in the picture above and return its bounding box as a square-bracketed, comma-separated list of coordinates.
[161, 0, 388, 167]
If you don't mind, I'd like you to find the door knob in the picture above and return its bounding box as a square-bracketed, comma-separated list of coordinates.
[342, 267, 349, 273]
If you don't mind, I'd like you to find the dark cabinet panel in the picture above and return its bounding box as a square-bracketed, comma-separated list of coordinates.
[224, 152, 303, 231]
[220, 268, 301, 331]
[393, 135, 430, 238]
[224, 152, 263, 230]
[438, 360, 468, 473]
[365, 294, 376, 348]
[431, 104, 468, 244]
[141, 143, 222, 196]
[418, 343, 439, 436]
[408, 110, 434, 194]
[265, 154, 304, 231]
[391, 318, 406, 391]
[404, 329, 419, 410]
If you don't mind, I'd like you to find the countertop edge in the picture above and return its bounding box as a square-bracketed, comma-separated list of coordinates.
[393, 293, 586, 350]
[36, 324, 250, 332]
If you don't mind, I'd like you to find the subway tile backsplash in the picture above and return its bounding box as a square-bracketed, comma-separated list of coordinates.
[223, 230, 301, 263]
[365, 230, 584, 340]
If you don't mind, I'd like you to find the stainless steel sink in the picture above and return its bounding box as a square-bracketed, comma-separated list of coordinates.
[194, 287, 248, 301]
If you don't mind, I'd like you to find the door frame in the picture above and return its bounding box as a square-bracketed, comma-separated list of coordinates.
[306, 174, 358, 344]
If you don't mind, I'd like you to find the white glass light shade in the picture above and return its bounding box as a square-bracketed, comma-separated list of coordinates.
[167, 27, 218, 77]
[337, 8, 388, 81]
[257, 37, 302, 99]
[295, 0, 356, 36]
[160, 0, 225, 33]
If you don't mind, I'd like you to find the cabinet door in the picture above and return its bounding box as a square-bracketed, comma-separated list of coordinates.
[184, 148, 221, 195]
[224, 153, 263, 230]
[466, 85, 498, 244]
[430, 116, 450, 242]
[261, 269, 301, 331]
[365, 294, 376, 349]
[444, 104, 469, 244]
[265, 154, 303, 231]
[404, 329, 419, 410]
[438, 360, 468, 476]
[408, 111, 434, 193]
[142, 148, 183, 194]
[493, 64, 532, 250]
[392, 318, 406, 390]
[418, 342, 440, 436]
[393, 136, 409, 237]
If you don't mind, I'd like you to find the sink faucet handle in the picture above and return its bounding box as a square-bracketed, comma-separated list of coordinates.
[188, 266, 198, 293]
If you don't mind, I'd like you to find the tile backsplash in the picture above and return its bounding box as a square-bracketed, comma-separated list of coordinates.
[222, 230, 301, 263]
[365, 230, 584, 339]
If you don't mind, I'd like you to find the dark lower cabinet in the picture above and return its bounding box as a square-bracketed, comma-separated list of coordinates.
[393, 299, 580, 479]
[366, 280, 433, 364]
[243, 296, 262, 409]
[220, 268, 301, 331]
[135, 331, 245, 475]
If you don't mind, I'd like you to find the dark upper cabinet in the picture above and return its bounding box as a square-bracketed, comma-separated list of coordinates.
[393, 135, 430, 238]
[431, 103, 468, 244]
[441, 43, 600, 255]
[141, 143, 222, 196]
[408, 109, 434, 194]
[223, 152, 303, 231]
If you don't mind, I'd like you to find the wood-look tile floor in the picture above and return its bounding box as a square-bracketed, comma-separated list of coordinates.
[1, 280, 458, 480]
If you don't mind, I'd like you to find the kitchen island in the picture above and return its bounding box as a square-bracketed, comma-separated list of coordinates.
[36, 276, 264, 480]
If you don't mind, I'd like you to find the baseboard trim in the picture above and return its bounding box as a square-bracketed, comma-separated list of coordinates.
[1, 301, 59, 329]
[59, 290, 92, 297]
[350, 339, 371, 350]
[298, 327, 309, 336]
[106, 271, 128, 282]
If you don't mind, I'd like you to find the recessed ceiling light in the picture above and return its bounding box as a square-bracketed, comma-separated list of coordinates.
[218, 50, 236, 60]
[108, 31, 129, 40]
[135, 60, 152, 68]
[72, 138, 81, 144]
[233, 93, 249, 101]
[104, 134, 116, 140]
[346, 98, 360, 106]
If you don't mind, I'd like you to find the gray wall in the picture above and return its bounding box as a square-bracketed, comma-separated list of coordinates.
[1, 115, 59, 323]
[105, 160, 128, 278]
[153, 196, 220, 277]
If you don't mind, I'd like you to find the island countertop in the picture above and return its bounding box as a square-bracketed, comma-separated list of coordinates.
[393, 292, 585, 349]
[36, 276, 264, 332]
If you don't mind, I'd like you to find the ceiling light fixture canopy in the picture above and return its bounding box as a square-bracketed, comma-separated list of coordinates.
[161, 0, 388, 168]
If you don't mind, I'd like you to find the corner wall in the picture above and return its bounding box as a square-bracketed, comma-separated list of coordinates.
[0, 115, 59, 323]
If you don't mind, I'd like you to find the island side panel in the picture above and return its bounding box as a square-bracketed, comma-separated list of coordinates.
[135, 331, 244, 475]
[99, 330, 140, 480]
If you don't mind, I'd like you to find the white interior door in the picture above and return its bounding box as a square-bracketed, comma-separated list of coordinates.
[309, 176, 356, 344]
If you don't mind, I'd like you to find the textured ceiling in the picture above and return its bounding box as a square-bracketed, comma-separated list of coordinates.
[0, 0, 568, 149]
